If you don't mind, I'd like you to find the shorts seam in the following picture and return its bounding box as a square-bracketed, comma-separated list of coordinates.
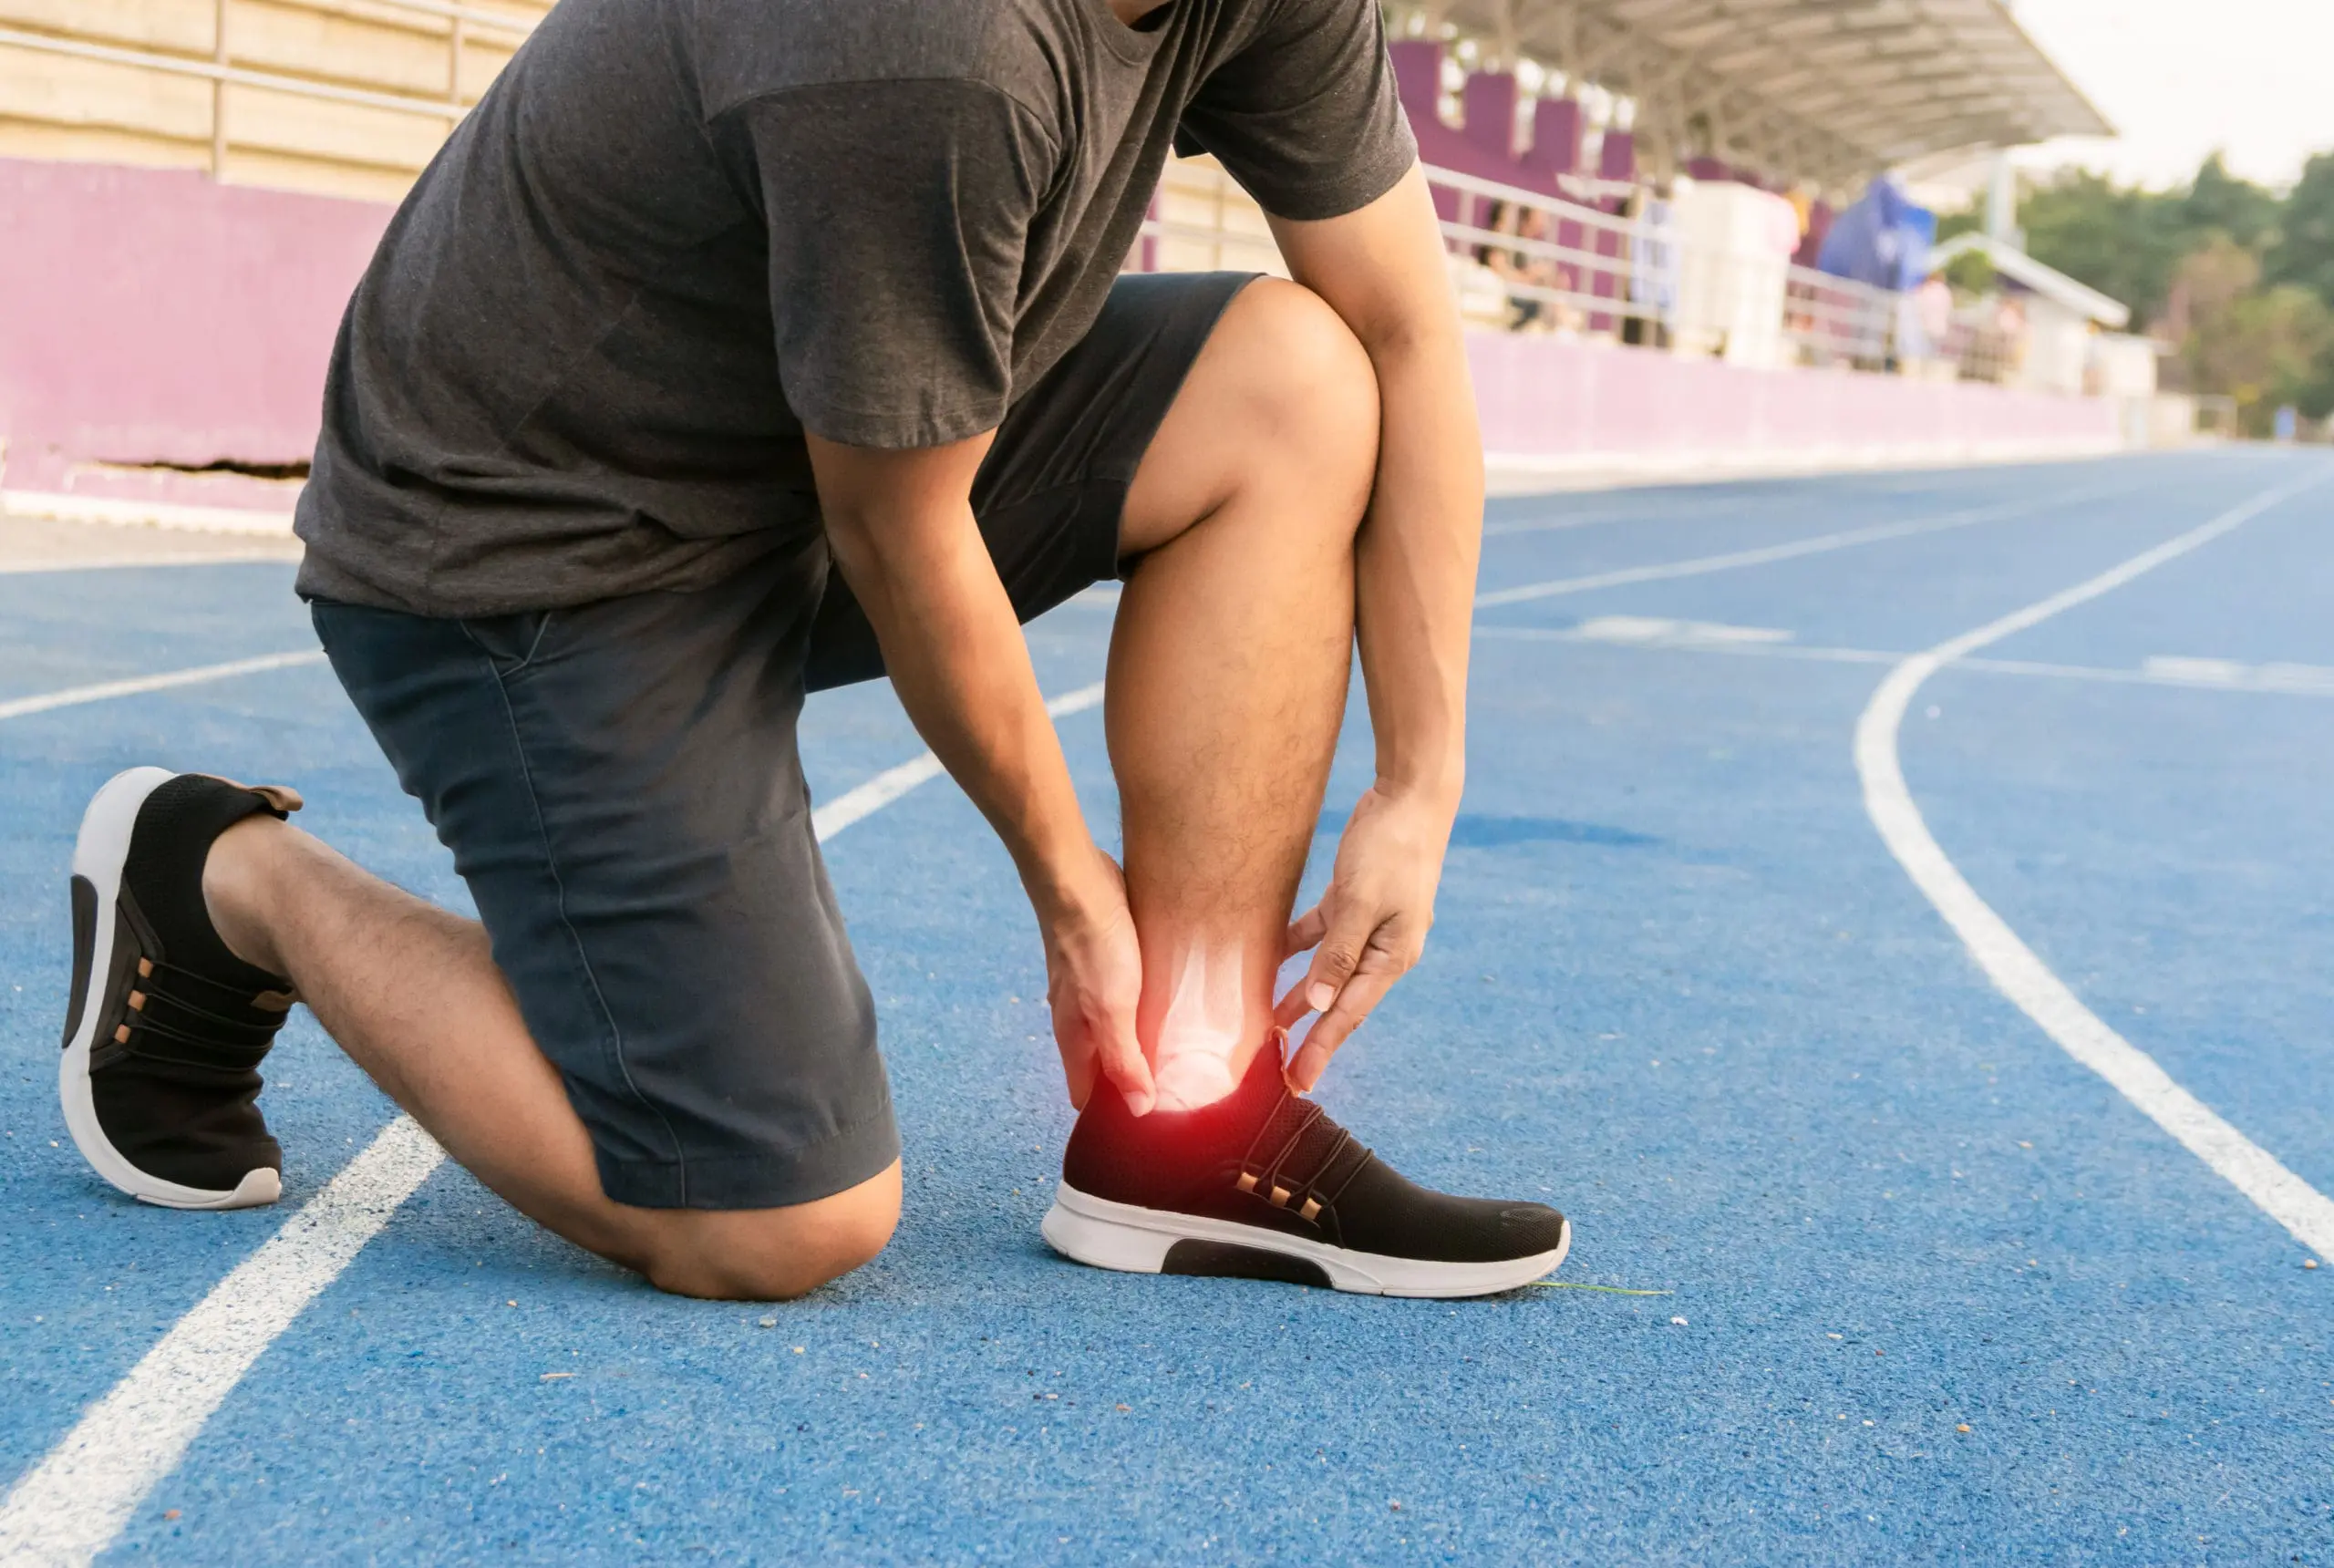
[474, 642, 688, 1177]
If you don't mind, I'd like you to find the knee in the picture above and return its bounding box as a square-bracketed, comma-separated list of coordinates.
[1221, 278, 1381, 498]
[639, 1161, 902, 1301]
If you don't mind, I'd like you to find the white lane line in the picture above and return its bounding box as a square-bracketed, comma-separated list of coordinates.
[1477, 623, 1897, 666]
[810, 680, 1103, 839]
[1960, 653, 2334, 695]
[1480, 470, 1984, 539]
[1474, 483, 2135, 608]
[0, 550, 302, 577]
[1854, 465, 2334, 1260]
[0, 676, 1107, 1568]
[0, 1120, 444, 1567]
[1567, 615, 1795, 646]
[0, 652, 325, 723]
[1474, 624, 2334, 698]
[2141, 655, 2334, 696]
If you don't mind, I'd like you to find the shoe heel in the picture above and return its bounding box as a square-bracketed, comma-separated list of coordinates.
[1040, 1192, 1176, 1275]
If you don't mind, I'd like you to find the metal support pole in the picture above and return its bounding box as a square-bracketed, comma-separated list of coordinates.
[210, 0, 229, 177]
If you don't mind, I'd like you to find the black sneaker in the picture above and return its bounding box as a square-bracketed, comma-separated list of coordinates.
[60, 768, 304, 1210]
[1044, 1037, 1570, 1297]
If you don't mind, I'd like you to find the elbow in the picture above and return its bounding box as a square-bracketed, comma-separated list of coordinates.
[819, 500, 883, 576]
[1356, 298, 1468, 366]
[817, 507, 892, 616]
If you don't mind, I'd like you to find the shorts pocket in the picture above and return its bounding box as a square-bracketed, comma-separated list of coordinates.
[460, 610, 557, 675]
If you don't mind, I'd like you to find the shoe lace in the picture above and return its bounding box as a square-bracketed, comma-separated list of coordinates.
[108, 956, 293, 1070]
[1234, 1096, 1372, 1223]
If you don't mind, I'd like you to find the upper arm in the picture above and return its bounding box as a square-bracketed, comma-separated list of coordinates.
[736, 80, 1056, 450]
[804, 430, 996, 604]
[1176, 0, 1416, 222]
[806, 430, 993, 537]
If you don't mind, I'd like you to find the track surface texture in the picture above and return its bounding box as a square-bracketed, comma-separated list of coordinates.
[1, 451, 2329, 1564]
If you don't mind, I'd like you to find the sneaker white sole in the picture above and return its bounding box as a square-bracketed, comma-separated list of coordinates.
[1040, 1181, 1570, 1299]
[59, 766, 282, 1211]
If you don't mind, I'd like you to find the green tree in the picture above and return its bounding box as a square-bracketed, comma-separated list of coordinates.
[2015, 170, 2188, 325]
[2234, 288, 2334, 427]
[1927, 150, 2334, 430]
[2178, 152, 2281, 250]
[2264, 150, 2334, 311]
[2175, 239, 2334, 432]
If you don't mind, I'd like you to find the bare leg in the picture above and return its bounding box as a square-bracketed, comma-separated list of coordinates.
[1111, 279, 1382, 1100]
[201, 820, 899, 1300]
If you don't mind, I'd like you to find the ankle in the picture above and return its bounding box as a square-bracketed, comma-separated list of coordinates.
[201, 815, 294, 979]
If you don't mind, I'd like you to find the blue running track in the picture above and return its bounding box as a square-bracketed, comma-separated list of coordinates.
[1, 449, 2329, 1563]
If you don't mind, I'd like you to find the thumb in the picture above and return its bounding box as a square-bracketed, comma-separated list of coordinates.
[1096, 1002, 1156, 1118]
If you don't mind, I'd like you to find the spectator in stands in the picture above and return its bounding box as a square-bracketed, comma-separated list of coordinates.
[58, 0, 1571, 1306]
[1472, 199, 1543, 329]
[1477, 199, 1581, 333]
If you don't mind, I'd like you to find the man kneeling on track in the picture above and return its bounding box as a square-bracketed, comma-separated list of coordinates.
[57, 0, 1570, 1299]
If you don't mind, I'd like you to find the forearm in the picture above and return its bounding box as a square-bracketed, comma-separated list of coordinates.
[1352, 324, 1482, 811]
[822, 494, 1098, 916]
[1271, 166, 1484, 817]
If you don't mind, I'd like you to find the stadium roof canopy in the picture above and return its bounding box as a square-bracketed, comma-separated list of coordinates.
[1425, 0, 2113, 186]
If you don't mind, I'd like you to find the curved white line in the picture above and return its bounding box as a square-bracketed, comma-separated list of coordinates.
[1854, 465, 2334, 1259]
[0, 679, 1108, 1565]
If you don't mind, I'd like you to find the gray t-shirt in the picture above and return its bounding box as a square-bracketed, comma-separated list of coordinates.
[295, 0, 1416, 616]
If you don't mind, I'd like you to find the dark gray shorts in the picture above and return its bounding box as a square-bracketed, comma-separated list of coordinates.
[316, 270, 1255, 1210]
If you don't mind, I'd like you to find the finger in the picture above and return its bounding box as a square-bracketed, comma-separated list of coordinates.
[1094, 1005, 1156, 1118]
[1288, 968, 1398, 1091]
[1300, 908, 1379, 1016]
[1282, 903, 1328, 961]
[1059, 1035, 1098, 1110]
[1272, 975, 1315, 1031]
[1273, 955, 1340, 1029]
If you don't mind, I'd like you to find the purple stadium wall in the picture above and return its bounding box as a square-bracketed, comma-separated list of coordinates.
[0, 158, 389, 515]
[1470, 333, 2122, 480]
[0, 157, 2121, 527]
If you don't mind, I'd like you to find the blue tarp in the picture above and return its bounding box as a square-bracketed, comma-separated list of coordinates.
[1817, 176, 1936, 292]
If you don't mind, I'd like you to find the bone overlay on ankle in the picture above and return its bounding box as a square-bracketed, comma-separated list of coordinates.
[1148, 944, 1245, 1111]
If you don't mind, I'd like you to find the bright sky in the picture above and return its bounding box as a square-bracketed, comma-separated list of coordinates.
[2007, 0, 2334, 191]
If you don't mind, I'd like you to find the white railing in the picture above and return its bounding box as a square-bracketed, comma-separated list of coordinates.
[1783, 263, 1897, 366]
[1423, 165, 1669, 333]
[1131, 161, 1996, 377]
